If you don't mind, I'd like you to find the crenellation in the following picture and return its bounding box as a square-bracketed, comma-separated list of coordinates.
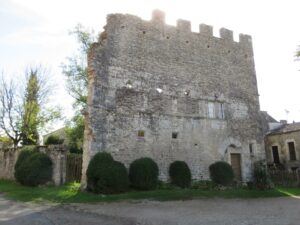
[199, 24, 213, 36]
[239, 34, 253, 52]
[177, 19, 191, 32]
[220, 28, 234, 41]
[151, 9, 165, 24]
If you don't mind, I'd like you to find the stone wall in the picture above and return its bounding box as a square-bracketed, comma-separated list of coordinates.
[82, 10, 265, 186]
[0, 145, 68, 186]
[265, 131, 300, 170]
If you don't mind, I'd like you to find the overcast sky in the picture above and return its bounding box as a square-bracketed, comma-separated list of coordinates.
[1, 0, 300, 125]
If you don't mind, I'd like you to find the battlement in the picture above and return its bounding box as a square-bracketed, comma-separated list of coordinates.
[106, 10, 253, 51]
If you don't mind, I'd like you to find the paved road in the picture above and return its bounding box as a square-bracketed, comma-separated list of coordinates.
[1, 194, 300, 225]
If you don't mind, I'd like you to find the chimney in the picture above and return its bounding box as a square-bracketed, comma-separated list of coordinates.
[280, 120, 287, 125]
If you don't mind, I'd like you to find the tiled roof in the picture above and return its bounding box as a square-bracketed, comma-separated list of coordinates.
[268, 122, 300, 135]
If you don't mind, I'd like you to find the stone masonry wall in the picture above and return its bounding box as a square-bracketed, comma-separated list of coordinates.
[0, 145, 68, 186]
[265, 132, 300, 169]
[82, 10, 265, 186]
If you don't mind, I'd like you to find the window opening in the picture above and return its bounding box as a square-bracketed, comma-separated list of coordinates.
[172, 132, 178, 139]
[138, 130, 145, 137]
[272, 146, 280, 164]
[208, 102, 214, 118]
[288, 142, 296, 161]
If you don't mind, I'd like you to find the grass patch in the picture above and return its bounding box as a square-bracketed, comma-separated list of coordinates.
[0, 180, 299, 203]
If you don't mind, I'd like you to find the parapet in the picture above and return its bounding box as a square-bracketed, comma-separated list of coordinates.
[106, 10, 253, 50]
[220, 28, 233, 41]
[200, 24, 213, 36]
[177, 19, 191, 32]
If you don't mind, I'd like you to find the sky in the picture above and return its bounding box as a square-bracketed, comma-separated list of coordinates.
[1, 0, 300, 126]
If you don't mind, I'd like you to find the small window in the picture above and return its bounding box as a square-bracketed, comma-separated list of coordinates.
[172, 132, 178, 139]
[288, 142, 296, 161]
[138, 130, 145, 137]
[220, 103, 225, 119]
[208, 102, 214, 118]
[249, 143, 254, 155]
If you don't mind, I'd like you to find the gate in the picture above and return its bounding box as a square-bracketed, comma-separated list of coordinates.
[66, 154, 82, 183]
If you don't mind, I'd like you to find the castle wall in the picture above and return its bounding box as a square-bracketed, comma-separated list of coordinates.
[82, 10, 265, 186]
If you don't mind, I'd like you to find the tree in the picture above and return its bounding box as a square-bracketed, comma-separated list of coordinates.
[62, 24, 96, 153]
[65, 113, 84, 153]
[296, 46, 300, 58]
[61, 24, 96, 109]
[0, 67, 61, 147]
[21, 69, 39, 145]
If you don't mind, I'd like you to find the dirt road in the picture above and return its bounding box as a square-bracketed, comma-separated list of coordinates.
[1, 194, 300, 225]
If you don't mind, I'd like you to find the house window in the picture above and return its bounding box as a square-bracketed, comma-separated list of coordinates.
[272, 146, 280, 164]
[138, 130, 145, 137]
[172, 132, 178, 139]
[288, 142, 296, 161]
[208, 102, 214, 118]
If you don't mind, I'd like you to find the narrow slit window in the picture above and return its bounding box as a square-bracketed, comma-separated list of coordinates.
[249, 143, 253, 155]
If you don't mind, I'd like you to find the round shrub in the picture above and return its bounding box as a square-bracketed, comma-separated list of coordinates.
[15, 152, 53, 186]
[209, 161, 234, 186]
[169, 161, 191, 188]
[129, 157, 159, 190]
[15, 146, 37, 170]
[86, 152, 129, 194]
[45, 135, 64, 145]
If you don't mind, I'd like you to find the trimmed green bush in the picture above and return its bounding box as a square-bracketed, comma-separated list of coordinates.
[169, 161, 191, 188]
[14, 146, 37, 170]
[45, 135, 64, 145]
[129, 157, 159, 190]
[209, 161, 234, 186]
[15, 151, 53, 187]
[86, 152, 129, 194]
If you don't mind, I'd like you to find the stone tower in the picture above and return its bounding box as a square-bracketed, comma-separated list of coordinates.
[82, 10, 265, 186]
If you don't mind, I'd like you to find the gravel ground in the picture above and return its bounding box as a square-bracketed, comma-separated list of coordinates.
[1, 194, 300, 225]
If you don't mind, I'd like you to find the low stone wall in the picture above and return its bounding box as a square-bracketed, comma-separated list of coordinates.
[0, 145, 68, 186]
[0, 148, 19, 180]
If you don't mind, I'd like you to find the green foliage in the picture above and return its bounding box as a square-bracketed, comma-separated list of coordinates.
[0, 66, 61, 147]
[169, 161, 191, 188]
[86, 152, 129, 194]
[209, 161, 234, 186]
[21, 69, 39, 145]
[253, 160, 273, 190]
[0, 136, 13, 147]
[14, 150, 52, 187]
[65, 114, 84, 153]
[129, 157, 159, 190]
[14, 146, 37, 170]
[45, 135, 64, 145]
[296, 46, 300, 58]
[1, 180, 299, 203]
[61, 24, 96, 109]
[191, 180, 214, 190]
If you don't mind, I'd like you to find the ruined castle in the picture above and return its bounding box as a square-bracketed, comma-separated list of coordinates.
[82, 10, 265, 185]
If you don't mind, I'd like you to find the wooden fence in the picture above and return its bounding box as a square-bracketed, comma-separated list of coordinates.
[66, 154, 82, 183]
[269, 170, 300, 187]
